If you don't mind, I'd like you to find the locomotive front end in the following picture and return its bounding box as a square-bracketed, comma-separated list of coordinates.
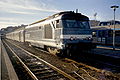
[55, 12, 95, 56]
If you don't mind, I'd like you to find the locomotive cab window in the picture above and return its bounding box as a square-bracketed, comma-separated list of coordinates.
[56, 20, 59, 28]
[56, 20, 59, 24]
[56, 20, 62, 28]
[62, 20, 90, 29]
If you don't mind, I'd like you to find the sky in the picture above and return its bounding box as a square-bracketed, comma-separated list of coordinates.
[0, 0, 120, 29]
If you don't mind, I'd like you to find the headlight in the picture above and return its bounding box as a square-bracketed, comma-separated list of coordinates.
[84, 37, 92, 40]
[70, 36, 78, 40]
[70, 37, 74, 40]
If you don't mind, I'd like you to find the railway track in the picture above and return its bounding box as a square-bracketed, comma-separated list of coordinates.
[80, 51, 120, 73]
[3, 40, 91, 80]
[3, 39, 120, 80]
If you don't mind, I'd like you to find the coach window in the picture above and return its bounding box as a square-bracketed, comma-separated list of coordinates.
[108, 30, 113, 37]
[92, 32, 96, 37]
[115, 31, 120, 36]
[107, 23, 110, 26]
[98, 31, 102, 37]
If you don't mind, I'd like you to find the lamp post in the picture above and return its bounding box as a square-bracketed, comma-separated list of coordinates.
[111, 5, 119, 50]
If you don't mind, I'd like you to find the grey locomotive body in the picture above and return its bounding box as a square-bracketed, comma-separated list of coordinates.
[6, 11, 95, 56]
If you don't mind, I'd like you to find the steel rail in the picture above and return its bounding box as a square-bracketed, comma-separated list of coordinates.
[64, 57, 119, 79]
[4, 40, 77, 80]
[3, 40, 39, 80]
[72, 63, 98, 80]
[73, 71, 86, 80]
[65, 58, 102, 72]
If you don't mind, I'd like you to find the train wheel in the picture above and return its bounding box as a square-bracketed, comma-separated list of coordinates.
[56, 50, 66, 57]
[47, 47, 60, 55]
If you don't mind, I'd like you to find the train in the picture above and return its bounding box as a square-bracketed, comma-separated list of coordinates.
[6, 11, 96, 56]
[92, 28, 120, 45]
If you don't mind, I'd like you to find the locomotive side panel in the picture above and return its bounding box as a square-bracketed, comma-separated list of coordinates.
[44, 24, 53, 39]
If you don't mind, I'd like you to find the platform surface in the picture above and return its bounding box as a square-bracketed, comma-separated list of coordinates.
[91, 45, 120, 59]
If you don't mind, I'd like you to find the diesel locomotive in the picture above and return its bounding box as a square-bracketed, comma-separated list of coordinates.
[6, 11, 96, 56]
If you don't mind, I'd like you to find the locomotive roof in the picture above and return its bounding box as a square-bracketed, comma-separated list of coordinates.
[29, 11, 89, 26]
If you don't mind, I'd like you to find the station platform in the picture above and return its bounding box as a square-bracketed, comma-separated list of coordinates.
[0, 38, 19, 80]
[91, 45, 120, 59]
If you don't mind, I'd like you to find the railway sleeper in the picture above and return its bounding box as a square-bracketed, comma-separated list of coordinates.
[33, 69, 54, 73]
[38, 74, 61, 80]
[26, 62, 42, 65]
[25, 58, 38, 62]
[35, 71, 58, 76]
[30, 66, 50, 71]
[34, 69, 54, 75]
[31, 68, 51, 72]
[28, 64, 45, 68]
